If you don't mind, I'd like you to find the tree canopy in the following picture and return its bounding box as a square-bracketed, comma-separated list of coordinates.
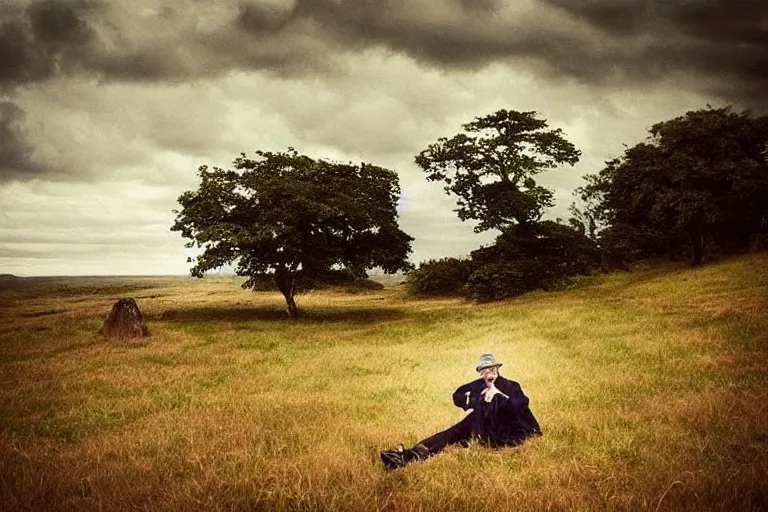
[415, 109, 581, 232]
[410, 109, 599, 300]
[580, 106, 768, 265]
[171, 149, 414, 316]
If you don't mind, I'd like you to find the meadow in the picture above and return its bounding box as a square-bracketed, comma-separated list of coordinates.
[1, 253, 767, 511]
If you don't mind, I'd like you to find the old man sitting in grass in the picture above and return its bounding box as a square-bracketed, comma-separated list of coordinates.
[380, 353, 542, 469]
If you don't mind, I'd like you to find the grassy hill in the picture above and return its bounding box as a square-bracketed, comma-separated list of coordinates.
[1, 253, 766, 511]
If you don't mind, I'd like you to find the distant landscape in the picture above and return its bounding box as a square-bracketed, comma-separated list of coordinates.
[2, 4, 766, 510]
[1, 253, 766, 511]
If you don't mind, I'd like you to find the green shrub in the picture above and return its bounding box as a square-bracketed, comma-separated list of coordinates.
[466, 261, 533, 301]
[406, 222, 601, 301]
[466, 221, 602, 300]
[406, 257, 475, 296]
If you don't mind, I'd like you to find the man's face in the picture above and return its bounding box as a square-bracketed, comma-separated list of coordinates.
[479, 366, 499, 385]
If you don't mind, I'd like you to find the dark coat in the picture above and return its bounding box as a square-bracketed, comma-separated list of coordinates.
[452, 375, 542, 447]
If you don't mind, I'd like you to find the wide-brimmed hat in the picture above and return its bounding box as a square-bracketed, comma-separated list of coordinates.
[476, 353, 503, 372]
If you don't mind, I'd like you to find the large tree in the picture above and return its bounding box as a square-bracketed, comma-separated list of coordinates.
[415, 109, 581, 232]
[582, 106, 768, 265]
[411, 109, 597, 300]
[172, 149, 414, 317]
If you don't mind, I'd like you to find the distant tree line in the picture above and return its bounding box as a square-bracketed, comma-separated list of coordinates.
[409, 106, 768, 299]
[577, 106, 768, 267]
[173, 106, 768, 314]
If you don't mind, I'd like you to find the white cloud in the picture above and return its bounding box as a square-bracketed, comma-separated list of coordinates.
[0, 180, 187, 275]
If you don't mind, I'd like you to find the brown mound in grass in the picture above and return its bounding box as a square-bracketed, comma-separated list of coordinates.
[100, 297, 149, 340]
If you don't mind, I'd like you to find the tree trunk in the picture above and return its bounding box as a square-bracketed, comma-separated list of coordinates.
[275, 267, 299, 318]
[690, 232, 704, 266]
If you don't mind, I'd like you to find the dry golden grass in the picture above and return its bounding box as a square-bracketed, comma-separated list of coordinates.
[1, 253, 767, 511]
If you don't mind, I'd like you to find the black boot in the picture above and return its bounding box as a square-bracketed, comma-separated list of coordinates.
[380, 443, 429, 470]
[380, 444, 409, 469]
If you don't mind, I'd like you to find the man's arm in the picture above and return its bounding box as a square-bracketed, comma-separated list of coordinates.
[452, 379, 484, 410]
[495, 377, 543, 435]
[494, 378, 530, 410]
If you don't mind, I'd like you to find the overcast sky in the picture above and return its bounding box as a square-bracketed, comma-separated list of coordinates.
[1, 0, 766, 276]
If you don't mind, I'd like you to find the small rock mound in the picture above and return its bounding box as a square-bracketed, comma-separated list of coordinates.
[101, 298, 149, 340]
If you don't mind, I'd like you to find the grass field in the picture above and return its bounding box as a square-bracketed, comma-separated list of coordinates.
[1, 253, 767, 511]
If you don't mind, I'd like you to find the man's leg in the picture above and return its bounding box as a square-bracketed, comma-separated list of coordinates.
[380, 413, 475, 469]
[416, 412, 475, 456]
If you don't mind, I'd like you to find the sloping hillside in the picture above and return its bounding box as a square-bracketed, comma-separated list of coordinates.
[0, 253, 766, 511]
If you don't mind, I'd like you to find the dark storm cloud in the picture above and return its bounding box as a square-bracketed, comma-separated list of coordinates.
[27, 0, 94, 46]
[2, 0, 766, 108]
[228, 0, 768, 109]
[236, 2, 293, 32]
[0, 0, 215, 86]
[456, 0, 498, 14]
[541, 0, 655, 36]
[0, 0, 97, 92]
[543, 0, 768, 44]
[2, 0, 570, 85]
[541, 0, 768, 108]
[252, 0, 524, 66]
[0, 101, 44, 180]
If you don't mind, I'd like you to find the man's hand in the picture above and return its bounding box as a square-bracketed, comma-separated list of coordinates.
[481, 383, 509, 403]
